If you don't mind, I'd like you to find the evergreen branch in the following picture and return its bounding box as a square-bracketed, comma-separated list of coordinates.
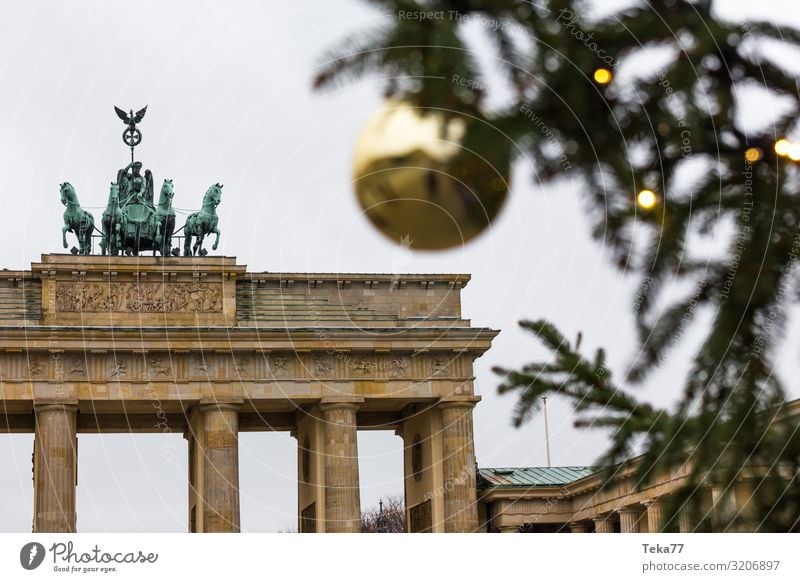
[313, 26, 394, 91]
[494, 319, 661, 429]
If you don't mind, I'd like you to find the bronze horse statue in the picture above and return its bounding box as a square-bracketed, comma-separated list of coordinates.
[154, 179, 176, 256]
[60, 183, 95, 255]
[100, 182, 126, 256]
[184, 183, 222, 256]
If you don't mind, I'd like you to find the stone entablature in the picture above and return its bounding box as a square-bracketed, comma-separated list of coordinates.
[0, 349, 477, 384]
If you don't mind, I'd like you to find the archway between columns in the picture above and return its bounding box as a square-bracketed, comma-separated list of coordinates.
[357, 430, 404, 530]
[239, 431, 297, 532]
[76, 433, 187, 532]
[0, 434, 34, 531]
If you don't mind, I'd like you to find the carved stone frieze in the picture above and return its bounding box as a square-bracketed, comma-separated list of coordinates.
[195, 354, 211, 374]
[313, 355, 332, 377]
[431, 356, 449, 377]
[351, 358, 374, 375]
[147, 356, 173, 379]
[234, 357, 250, 375]
[67, 356, 86, 377]
[55, 281, 222, 313]
[0, 350, 458, 382]
[272, 356, 290, 377]
[109, 359, 128, 378]
[386, 357, 408, 377]
[29, 357, 46, 378]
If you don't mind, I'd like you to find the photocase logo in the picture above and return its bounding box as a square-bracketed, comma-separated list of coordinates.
[20, 542, 46, 570]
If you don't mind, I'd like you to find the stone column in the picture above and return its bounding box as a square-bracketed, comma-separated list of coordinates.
[320, 401, 361, 533]
[592, 513, 615, 533]
[733, 478, 758, 532]
[643, 499, 665, 533]
[296, 409, 325, 532]
[439, 401, 479, 533]
[402, 405, 445, 532]
[710, 484, 734, 532]
[618, 507, 642, 533]
[199, 403, 240, 533]
[678, 507, 694, 533]
[569, 522, 593, 533]
[33, 404, 78, 533]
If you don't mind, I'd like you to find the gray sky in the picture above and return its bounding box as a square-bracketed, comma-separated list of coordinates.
[1, 0, 799, 532]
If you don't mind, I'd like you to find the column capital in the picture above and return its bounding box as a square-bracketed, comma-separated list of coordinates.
[437, 396, 481, 410]
[197, 401, 242, 413]
[617, 506, 643, 533]
[643, 498, 666, 533]
[34, 402, 78, 413]
[592, 512, 615, 533]
[319, 398, 363, 413]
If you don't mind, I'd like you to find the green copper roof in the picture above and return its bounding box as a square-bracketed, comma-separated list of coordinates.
[477, 466, 595, 488]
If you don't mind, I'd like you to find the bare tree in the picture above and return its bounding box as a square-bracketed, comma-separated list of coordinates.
[361, 495, 405, 533]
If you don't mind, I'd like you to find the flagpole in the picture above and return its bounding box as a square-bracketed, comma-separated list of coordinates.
[543, 397, 552, 468]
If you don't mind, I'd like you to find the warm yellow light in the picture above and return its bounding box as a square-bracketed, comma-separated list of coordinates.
[788, 143, 800, 162]
[775, 139, 791, 157]
[744, 147, 761, 162]
[637, 189, 657, 209]
[593, 68, 613, 84]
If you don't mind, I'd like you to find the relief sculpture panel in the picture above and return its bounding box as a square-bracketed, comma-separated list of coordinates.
[56, 282, 222, 313]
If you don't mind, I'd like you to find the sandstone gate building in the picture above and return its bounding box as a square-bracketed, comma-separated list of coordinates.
[0, 254, 497, 533]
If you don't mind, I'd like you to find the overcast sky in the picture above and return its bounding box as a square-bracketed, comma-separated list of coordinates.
[0, 0, 799, 532]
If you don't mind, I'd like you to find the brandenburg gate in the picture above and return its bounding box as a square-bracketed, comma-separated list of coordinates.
[0, 253, 497, 533]
[2, 107, 496, 533]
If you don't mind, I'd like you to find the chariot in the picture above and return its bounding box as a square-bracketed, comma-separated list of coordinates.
[59, 106, 222, 257]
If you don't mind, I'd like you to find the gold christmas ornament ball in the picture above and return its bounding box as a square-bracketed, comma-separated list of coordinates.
[352, 100, 510, 250]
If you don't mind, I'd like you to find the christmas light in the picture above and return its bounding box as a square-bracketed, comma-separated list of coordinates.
[744, 148, 762, 162]
[593, 68, 613, 84]
[637, 189, 657, 209]
[774, 139, 791, 157]
[788, 143, 800, 162]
